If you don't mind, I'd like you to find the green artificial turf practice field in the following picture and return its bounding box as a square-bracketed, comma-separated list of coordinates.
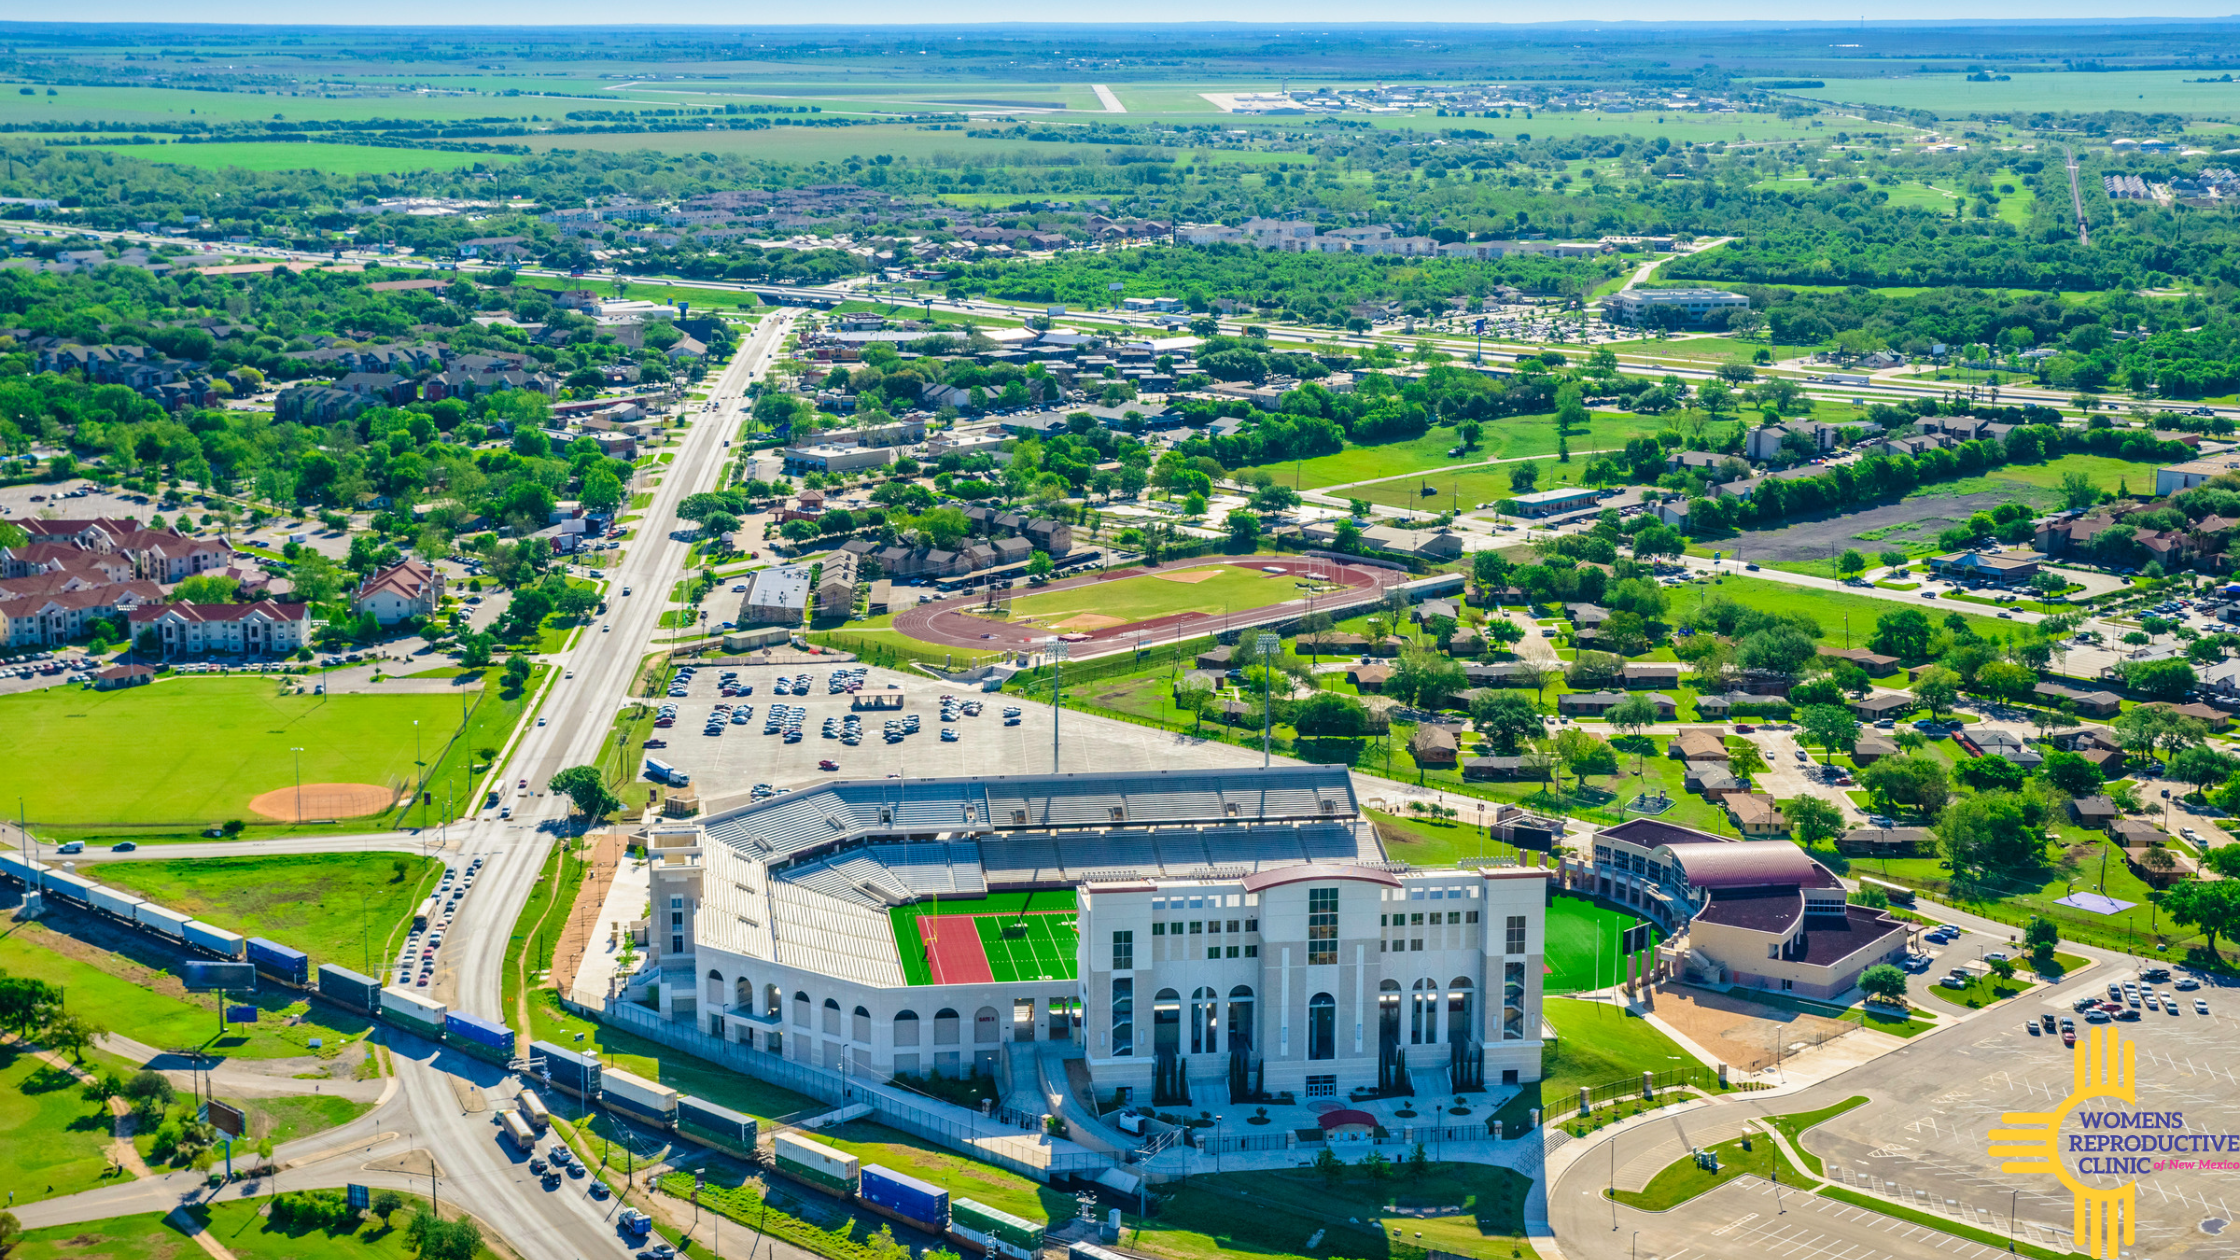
[1544, 892, 1658, 995]
[1000, 565, 1310, 630]
[891, 889, 1080, 986]
[4, 677, 488, 833]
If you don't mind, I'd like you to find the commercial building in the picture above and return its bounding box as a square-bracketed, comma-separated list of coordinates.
[1601, 288, 1752, 328]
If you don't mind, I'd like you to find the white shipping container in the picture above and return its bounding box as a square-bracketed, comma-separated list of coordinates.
[182, 920, 246, 958]
[41, 870, 95, 901]
[136, 904, 193, 938]
[774, 1133, 857, 1182]
[0, 852, 46, 882]
[600, 1067, 679, 1115]
[86, 886, 145, 920]
[380, 986, 448, 1021]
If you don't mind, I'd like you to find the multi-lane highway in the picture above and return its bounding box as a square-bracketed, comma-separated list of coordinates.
[11, 308, 798, 1260]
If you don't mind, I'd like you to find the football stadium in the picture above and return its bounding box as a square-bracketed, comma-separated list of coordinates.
[635, 765, 1551, 1105]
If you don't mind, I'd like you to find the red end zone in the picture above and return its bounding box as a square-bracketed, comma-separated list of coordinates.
[919, 914, 994, 985]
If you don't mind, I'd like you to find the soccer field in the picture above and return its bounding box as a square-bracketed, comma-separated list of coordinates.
[1544, 892, 1659, 995]
[1001, 565, 1309, 631]
[5, 677, 475, 831]
[891, 890, 1080, 986]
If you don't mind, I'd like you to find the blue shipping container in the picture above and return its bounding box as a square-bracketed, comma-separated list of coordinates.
[860, 1165, 949, 1231]
[445, 1010, 515, 1052]
[247, 937, 309, 985]
[528, 1040, 600, 1100]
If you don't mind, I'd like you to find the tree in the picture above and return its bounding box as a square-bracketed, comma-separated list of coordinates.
[1861, 753, 1952, 819]
[1869, 608, 1934, 660]
[1835, 549, 1867, 577]
[457, 632, 494, 670]
[1294, 692, 1373, 738]
[548, 766, 619, 823]
[1314, 1145, 1347, 1185]
[1026, 550, 1054, 580]
[1516, 663, 1562, 707]
[2059, 470, 2100, 510]
[1407, 1142, 1432, 1183]
[1858, 963, 1908, 1004]
[1471, 692, 1544, 755]
[1935, 790, 2042, 880]
[1911, 666, 1960, 720]
[1955, 755, 2026, 792]
[1608, 693, 1658, 739]
[1225, 509, 1261, 548]
[581, 467, 625, 515]
[2123, 658, 2198, 702]
[1988, 957, 2018, 982]
[2039, 749, 2105, 797]
[2164, 880, 2240, 959]
[1975, 660, 2037, 706]
[170, 574, 241, 605]
[1565, 650, 1624, 690]
[1554, 728, 1617, 789]
[42, 1012, 101, 1062]
[1797, 703, 1859, 764]
[1784, 795, 1845, 848]
[1726, 739, 1770, 778]
[2024, 917, 2060, 965]
[2172, 745, 2236, 796]
[405, 1210, 483, 1260]
[1508, 462, 1540, 494]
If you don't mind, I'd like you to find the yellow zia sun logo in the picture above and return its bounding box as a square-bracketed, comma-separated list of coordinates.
[1987, 1024, 2139, 1259]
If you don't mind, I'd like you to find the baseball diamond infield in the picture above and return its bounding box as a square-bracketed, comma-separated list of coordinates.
[888, 555, 1407, 654]
[247, 782, 402, 822]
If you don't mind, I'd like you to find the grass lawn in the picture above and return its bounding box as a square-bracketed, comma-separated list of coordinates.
[1667, 574, 2010, 649]
[5, 1212, 190, 1260]
[1742, 989, 1935, 1038]
[525, 988, 815, 1123]
[1490, 997, 1703, 1135]
[1002, 565, 1310, 628]
[1609, 1127, 1814, 1210]
[1859, 828, 2200, 957]
[1545, 893, 1660, 994]
[503, 839, 590, 1032]
[1767, 1095, 1870, 1175]
[81, 853, 442, 978]
[0, 1043, 133, 1204]
[80, 141, 516, 175]
[1242, 410, 1661, 492]
[1922, 973, 2032, 1010]
[1132, 1161, 1534, 1260]
[0, 920, 374, 1061]
[807, 1119, 1071, 1226]
[5, 678, 492, 835]
[194, 1194, 502, 1260]
[235, 1093, 374, 1146]
[1909, 453, 2172, 503]
[1366, 809, 1522, 865]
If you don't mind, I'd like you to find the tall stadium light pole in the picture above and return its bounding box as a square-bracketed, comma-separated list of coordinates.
[1257, 632, 1280, 769]
[291, 747, 304, 824]
[1050, 639, 1068, 773]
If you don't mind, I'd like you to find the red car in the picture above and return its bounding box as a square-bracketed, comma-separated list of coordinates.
[1734, 724, 1756, 734]
[818, 759, 840, 771]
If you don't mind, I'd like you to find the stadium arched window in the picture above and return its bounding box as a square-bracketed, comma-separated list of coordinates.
[1448, 978, 1475, 1045]
[1411, 979, 1438, 1045]
[1152, 989, 1181, 1058]
[974, 1006, 1000, 1043]
[735, 977, 754, 1010]
[705, 970, 725, 1006]
[793, 991, 811, 1026]
[893, 1010, 921, 1047]
[1308, 992, 1337, 1061]
[1190, 986, 1217, 1055]
[1226, 986, 1254, 1053]
[1378, 979, 1403, 1049]
[854, 1005, 872, 1043]
[765, 984, 783, 1018]
[823, 997, 842, 1036]
[934, 1008, 961, 1045]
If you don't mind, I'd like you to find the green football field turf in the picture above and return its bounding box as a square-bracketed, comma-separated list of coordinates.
[890, 889, 1079, 986]
[1544, 892, 1660, 995]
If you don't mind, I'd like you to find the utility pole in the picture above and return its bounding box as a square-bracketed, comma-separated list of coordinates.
[1050, 639, 1068, 773]
[1258, 632, 1279, 768]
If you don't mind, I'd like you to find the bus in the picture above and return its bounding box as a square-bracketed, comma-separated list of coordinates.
[1858, 876, 1917, 907]
[412, 898, 436, 932]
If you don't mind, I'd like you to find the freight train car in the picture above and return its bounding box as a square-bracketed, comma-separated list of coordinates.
[949, 1198, 1046, 1260]
[248, 937, 310, 985]
[858, 1165, 949, 1236]
[317, 964, 382, 1015]
[773, 1132, 859, 1199]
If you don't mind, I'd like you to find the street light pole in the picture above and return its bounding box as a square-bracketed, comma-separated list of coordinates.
[291, 747, 304, 824]
[1258, 632, 1280, 769]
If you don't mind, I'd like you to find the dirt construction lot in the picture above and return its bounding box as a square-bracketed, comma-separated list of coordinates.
[1651, 983, 1860, 1071]
[1717, 491, 2019, 563]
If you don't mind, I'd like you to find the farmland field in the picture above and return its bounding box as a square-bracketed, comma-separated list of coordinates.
[1779, 70, 2240, 119]
[72, 141, 517, 174]
[482, 123, 1053, 163]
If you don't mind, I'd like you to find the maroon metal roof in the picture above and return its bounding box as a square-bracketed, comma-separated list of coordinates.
[1239, 864, 1403, 893]
[1661, 840, 1822, 889]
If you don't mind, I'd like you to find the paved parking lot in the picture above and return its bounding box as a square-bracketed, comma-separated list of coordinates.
[1794, 962, 2240, 1260]
[1639, 1176, 2042, 1260]
[641, 660, 1281, 809]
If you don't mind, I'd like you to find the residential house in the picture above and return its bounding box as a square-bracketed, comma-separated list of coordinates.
[92, 663, 154, 690]
[1725, 793, 1787, 836]
[1850, 692, 1915, 721]
[1461, 756, 1532, 781]
[1836, 826, 1934, 856]
[1559, 690, 1676, 718]
[2035, 682, 2123, 717]
[1821, 648, 1901, 674]
[352, 559, 444, 625]
[1409, 724, 1458, 767]
[1667, 730, 1728, 762]
[1620, 662, 1685, 689]
[2069, 796, 2120, 829]
[1850, 733, 1898, 763]
[1347, 664, 1393, 693]
[1956, 727, 2043, 769]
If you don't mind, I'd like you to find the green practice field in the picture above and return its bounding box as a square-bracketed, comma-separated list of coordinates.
[490, 123, 1051, 164]
[5, 677, 483, 833]
[83, 853, 442, 977]
[1544, 892, 1659, 995]
[76, 142, 517, 175]
[891, 889, 1080, 987]
[1000, 564, 1309, 630]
